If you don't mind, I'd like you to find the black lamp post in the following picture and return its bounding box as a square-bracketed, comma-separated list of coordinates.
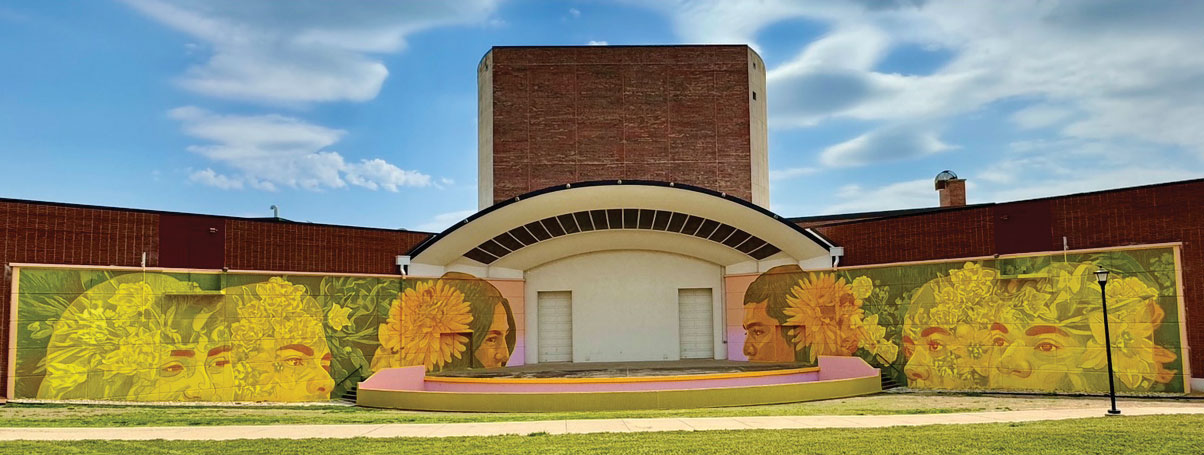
[1094, 267, 1121, 416]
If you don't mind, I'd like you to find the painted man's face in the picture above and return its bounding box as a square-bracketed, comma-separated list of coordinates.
[743, 300, 794, 362]
[152, 340, 234, 401]
[474, 302, 512, 368]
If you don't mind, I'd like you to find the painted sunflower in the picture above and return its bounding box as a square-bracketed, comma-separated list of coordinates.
[397, 280, 473, 371]
[783, 273, 863, 360]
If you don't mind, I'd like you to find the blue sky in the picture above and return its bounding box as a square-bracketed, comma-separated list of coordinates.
[2, 1, 1203, 232]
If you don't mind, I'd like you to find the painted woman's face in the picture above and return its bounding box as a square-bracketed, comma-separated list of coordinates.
[743, 301, 795, 362]
[991, 324, 1084, 391]
[902, 327, 959, 390]
[474, 302, 511, 368]
[242, 337, 335, 401]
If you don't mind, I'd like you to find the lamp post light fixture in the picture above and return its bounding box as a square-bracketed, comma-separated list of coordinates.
[1094, 267, 1122, 416]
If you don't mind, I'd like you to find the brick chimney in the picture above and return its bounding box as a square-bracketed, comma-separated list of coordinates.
[935, 170, 966, 207]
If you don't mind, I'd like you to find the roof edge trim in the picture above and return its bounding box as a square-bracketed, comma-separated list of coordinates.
[407, 180, 833, 257]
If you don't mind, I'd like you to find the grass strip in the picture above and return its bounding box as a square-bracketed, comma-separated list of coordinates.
[0, 414, 1200, 455]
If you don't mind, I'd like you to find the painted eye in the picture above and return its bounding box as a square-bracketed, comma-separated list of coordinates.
[1035, 342, 1059, 352]
[284, 357, 305, 367]
[214, 360, 230, 367]
[160, 363, 184, 377]
[928, 340, 943, 352]
[993, 337, 1007, 347]
[485, 335, 498, 343]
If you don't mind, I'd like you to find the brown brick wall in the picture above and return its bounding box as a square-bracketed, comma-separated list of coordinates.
[224, 220, 430, 275]
[811, 179, 1204, 378]
[813, 206, 996, 266]
[487, 46, 757, 204]
[1, 199, 432, 396]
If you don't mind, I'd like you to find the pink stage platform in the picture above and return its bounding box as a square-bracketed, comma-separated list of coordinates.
[356, 356, 882, 412]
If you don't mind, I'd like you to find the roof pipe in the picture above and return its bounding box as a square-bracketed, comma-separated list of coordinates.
[805, 228, 843, 268]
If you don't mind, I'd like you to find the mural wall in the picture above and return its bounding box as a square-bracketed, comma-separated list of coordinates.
[730, 246, 1188, 394]
[9, 269, 518, 402]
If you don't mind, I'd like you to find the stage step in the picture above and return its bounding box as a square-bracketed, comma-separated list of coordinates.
[340, 385, 358, 403]
[880, 372, 899, 390]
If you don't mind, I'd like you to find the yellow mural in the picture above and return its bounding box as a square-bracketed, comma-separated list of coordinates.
[35, 274, 333, 401]
[14, 268, 517, 402]
[370, 272, 515, 372]
[742, 265, 897, 366]
[903, 262, 1178, 392]
[739, 247, 1187, 394]
[221, 278, 334, 401]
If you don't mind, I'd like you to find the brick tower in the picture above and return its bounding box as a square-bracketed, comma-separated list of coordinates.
[477, 45, 769, 209]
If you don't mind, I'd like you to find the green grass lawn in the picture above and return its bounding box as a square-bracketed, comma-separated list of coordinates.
[1, 414, 1201, 455]
[0, 394, 1144, 428]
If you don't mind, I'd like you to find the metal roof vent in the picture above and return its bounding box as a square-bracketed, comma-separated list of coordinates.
[934, 170, 959, 190]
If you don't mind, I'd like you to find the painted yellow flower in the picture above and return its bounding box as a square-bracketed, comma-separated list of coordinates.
[327, 304, 352, 331]
[783, 273, 863, 360]
[370, 346, 403, 372]
[1105, 276, 1158, 314]
[1011, 286, 1056, 320]
[110, 282, 155, 317]
[1082, 301, 1175, 390]
[376, 294, 405, 360]
[255, 277, 310, 315]
[850, 276, 873, 300]
[99, 330, 161, 377]
[947, 262, 997, 305]
[43, 363, 88, 393]
[950, 323, 998, 379]
[876, 340, 900, 366]
[856, 314, 898, 363]
[397, 280, 473, 371]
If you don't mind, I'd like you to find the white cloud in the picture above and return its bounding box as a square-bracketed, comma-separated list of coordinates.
[823, 179, 936, 214]
[414, 209, 476, 232]
[189, 168, 244, 190]
[820, 126, 953, 167]
[987, 168, 1201, 203]
[977, 138, 1204, 202]
[824, 137, 1204, 214]
[769, 166, 819, 181]
[171, 106, 432, 192]
[121, 0, 500, 103]
[344, 159, 431, 192]
[647, 0, 1204, 172]
[587, 40, 609, 46]
[1009, 104, 1075, 130]
[569, 8, 581, 18]
[633, 0, 857, 47]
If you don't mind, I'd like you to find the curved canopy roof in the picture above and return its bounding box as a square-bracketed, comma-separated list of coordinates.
[409, 180, 833, 269]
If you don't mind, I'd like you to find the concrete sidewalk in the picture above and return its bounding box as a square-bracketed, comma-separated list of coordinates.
[1, 406, 1202, 441]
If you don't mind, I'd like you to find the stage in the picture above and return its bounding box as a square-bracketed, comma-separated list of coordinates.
[357, 357, 882, 412]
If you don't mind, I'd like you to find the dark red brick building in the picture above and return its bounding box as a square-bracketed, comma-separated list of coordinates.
[477, 45, 768, 209]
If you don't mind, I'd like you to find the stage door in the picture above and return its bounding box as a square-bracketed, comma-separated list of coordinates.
[537, 291, 573, 362]
[678, 288, 715, 359]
